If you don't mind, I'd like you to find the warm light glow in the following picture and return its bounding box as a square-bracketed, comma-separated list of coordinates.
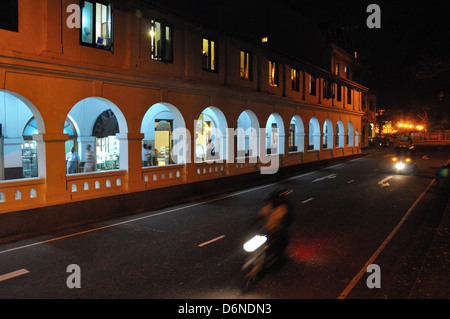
[261, 37, 268, 43]
[398, 123, 403, 128]
[243, 235, 267, 252]
[405, 158, 412, 163]
[416, 125, 424, 130]
[392, 157, 398, 162]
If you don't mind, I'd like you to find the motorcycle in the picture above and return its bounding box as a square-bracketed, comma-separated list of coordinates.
[241, 233, 281, 291]
[241, 187, 293, 291]
[391, 146, 416, 174]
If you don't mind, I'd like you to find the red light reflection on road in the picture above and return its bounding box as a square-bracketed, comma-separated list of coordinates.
[286, 234, 335, 264]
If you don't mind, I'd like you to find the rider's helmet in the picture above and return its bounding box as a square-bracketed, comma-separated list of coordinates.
[271, 187, 293, 206]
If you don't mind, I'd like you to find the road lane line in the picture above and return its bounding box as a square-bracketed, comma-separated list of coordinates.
[0, 269, 29, 282]
[347, 180, 355, 184]
[301, 198, 314, 204]
[338, 178, 436, 299]
[378, 176, 393, 187]
[198, 235, 226, 247]
[0, 182, 282, 255]
[312, 174, 337, 183]
[0, 169, 332, 255]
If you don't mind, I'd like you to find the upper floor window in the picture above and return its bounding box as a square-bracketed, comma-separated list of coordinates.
[347, 87, 352, 104]
[202, 37, 217, 71]
[81, 1, 113, 50]
[0, 0, 18, 32]
[309, 74, 316, 96]
[240, 50, 252, 80]
[150, 20, 173, 62]
[336, 83, 342, 102]
[291, 67, 300, 91]
[323, 79, 335, 99]
[268, 60, 279, 87]
[345, 66, 350, 79]
[335, 63, 340, 76]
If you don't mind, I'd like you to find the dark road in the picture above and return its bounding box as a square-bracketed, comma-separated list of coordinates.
[0, 145, 448, 299]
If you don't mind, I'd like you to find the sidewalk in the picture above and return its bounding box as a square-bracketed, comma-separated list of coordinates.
[363, 146, 449, 299]
[408, 195, 449, 299]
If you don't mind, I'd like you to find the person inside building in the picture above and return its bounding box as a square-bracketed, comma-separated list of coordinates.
[142, 143, 149, 166]
[147, 145, 156, 166]
[84, 144, 95, 172]
[66, 147, 80, 174]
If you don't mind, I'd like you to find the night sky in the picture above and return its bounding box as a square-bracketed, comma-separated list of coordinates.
[146, 0, 450, 128]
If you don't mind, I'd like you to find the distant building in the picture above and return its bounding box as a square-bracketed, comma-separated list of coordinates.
[0, 0, 369, 235]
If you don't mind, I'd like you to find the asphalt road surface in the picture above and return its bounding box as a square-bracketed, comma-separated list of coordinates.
[0, 145, 448, 300]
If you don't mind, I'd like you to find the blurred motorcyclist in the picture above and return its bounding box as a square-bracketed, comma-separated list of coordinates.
[255, 187, 294, 260]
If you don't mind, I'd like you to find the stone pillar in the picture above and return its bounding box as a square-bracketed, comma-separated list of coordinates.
[119, 132, 145, 192]
[34, 133, 71, 204]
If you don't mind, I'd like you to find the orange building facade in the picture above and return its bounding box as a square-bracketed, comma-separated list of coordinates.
[0, 0, 368, 219]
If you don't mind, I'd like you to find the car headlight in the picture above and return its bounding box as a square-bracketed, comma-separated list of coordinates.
[396, 163, 405, 170]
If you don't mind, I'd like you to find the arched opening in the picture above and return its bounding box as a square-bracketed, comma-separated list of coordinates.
[355, 128, 360, 147]
[195, 106, 228, 162]
[336, 120, 345, 148]
[141, 102, 186, 166]
[289, 115, 305, 153]
[0, 90, 45, 180]
[67, 97, 128, 173]
[323, 118, 334, 149]
[236, 110, 259, 158]
[308, 117, 320, 151]
[265, 113, 285, 155]
[347, 121, 354, 146]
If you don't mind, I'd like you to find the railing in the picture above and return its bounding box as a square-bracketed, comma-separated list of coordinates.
[412, 132, 450, 144]
[194, 162, 226, 181]
[0, 178, 45, 213]
[226, 157, 259, 175]
[66, 170, 127, 201]
[142, 164, 186, 189]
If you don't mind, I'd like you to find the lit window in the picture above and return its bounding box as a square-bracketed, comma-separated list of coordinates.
[291, 68, 300, 91]
[202, 38, 217, 71]
[288, 124, 296, 151]
[81, 1, 113, 50]
[240, 50, 252, 80]
[150, 20, 173, 62]
[269, 60, 279, 87]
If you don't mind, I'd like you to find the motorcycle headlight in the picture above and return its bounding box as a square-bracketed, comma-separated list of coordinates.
[243, 235, 267, 252]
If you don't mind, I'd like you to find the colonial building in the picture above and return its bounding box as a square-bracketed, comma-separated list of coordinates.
[0, 0, 368, 238]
